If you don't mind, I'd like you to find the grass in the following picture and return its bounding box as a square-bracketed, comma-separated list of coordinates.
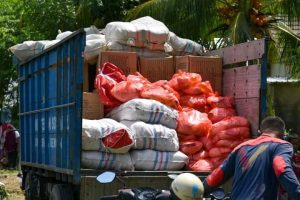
[0, 169, 24, 200]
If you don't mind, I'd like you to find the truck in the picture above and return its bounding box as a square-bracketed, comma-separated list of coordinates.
[16, 29, 267, 200]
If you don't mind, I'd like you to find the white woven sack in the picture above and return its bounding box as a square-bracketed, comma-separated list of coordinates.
[81, 151, 133, 170]
[107, 42, 168, 58]
[130, 150, 188, 171]
[82, 118, 134, 153]
[84, 36, 106, 62]
[9, 40, 59, 61]
[169, 32, 203, 55]
[104, 16, 169, 50]
[121, 121, 179, 152]
[106, 99, 178, 129]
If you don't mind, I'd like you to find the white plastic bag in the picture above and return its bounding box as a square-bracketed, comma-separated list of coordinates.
[82, 118, 134, 154]
[106, 99, 178, 129]
[81, 151, 133, 170]
[130, 150, 188, 170]
[121, 121, 179, 152]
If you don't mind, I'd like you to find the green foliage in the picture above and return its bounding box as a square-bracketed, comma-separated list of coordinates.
[76, 0, 145, 28]
[21, 0, 77, 40]
[0, 0, 20, 110]
[0, 183, 9, 199]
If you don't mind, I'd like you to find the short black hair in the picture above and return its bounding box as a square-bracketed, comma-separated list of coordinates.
[260, 116, 285, 134]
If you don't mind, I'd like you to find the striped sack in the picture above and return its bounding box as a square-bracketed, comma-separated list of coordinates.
[81, 151, 133, 170]
[121, 121, 179, 152]
[130, 150, 188, 171]
[82, 118, 134, 153]
[106, 99, 178, 129]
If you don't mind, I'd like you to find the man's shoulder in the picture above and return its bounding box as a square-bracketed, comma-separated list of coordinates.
[233, 135, 291, 152]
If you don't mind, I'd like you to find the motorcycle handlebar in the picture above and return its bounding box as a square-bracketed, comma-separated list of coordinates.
[100, 195, 119, 200]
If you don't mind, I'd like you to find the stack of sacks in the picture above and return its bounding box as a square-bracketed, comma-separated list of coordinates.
[94, 64, 252, 172]
[166, 71, 251, 171]
[104, 16, 172, 58]
[105, 18, 205, 57]
[81, 118, 134, 170]
[10, 26, 106, 63]
[107, 98, 189, 171]
[188, 116, 250, 171]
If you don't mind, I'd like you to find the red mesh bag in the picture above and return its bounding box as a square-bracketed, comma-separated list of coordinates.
[208, 107, 237, 123]
[110, 73, 150, 102]
[168, 71, 202, 91]
[176, 108, 212, 136]
[190, 159, 214, 171]
[179, 95, 206, 111]
[180, 141, 203, 155]
[208, 147, 232, 158]
[141, 80, 181, 110]
[207, 96, 235, 108]
[210, 116, 250, 137]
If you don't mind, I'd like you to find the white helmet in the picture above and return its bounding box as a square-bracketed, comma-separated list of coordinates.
[171, 173, 204, 200]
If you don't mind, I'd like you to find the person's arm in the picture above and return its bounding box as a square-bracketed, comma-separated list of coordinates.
[273, 143, 300, 200]
[203, 151, 236, 194]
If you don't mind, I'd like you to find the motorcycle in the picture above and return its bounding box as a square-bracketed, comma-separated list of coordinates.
[96, 172, 230, 200]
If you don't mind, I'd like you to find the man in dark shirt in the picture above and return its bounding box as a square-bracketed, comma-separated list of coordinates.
[203, 116, 300, 200]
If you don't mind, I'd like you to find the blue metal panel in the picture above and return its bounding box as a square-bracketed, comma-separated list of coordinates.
[17, 30, 86, 184]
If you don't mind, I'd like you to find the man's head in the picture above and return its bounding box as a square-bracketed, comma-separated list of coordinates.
[260, 116, 285, 138]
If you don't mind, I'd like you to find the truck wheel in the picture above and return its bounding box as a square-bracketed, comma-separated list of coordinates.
[49, 184, 74, 200]
[24, 173, 36, 200]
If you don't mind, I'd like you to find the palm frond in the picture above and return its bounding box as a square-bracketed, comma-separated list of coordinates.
[126, 0, 219, 41]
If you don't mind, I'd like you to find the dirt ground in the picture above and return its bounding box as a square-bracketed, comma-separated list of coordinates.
[0, 169, 24, 200]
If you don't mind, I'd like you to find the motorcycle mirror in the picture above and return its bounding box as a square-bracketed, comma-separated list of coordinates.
[96, 171, 116, 183]
[167, 174, 178, 180]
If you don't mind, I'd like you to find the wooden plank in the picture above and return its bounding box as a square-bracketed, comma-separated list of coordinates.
[235, 98, 260, 137]
[223, 65, 261, 98]
[205, 39, 265, 65]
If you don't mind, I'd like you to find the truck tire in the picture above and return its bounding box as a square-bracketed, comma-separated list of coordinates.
[49, 184, 74, 200]
[24, 173, 36, 200]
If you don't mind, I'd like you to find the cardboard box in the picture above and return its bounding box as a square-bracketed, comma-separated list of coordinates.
[174, 56, 223, 94]
[174, 56, 189, 72]
[82, 92, 104, 120]
[98, 51, 137, 75]
[139, 56, 174, 82]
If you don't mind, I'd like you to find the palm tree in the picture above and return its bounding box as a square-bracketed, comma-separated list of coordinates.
[126, 0, 300, 78]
